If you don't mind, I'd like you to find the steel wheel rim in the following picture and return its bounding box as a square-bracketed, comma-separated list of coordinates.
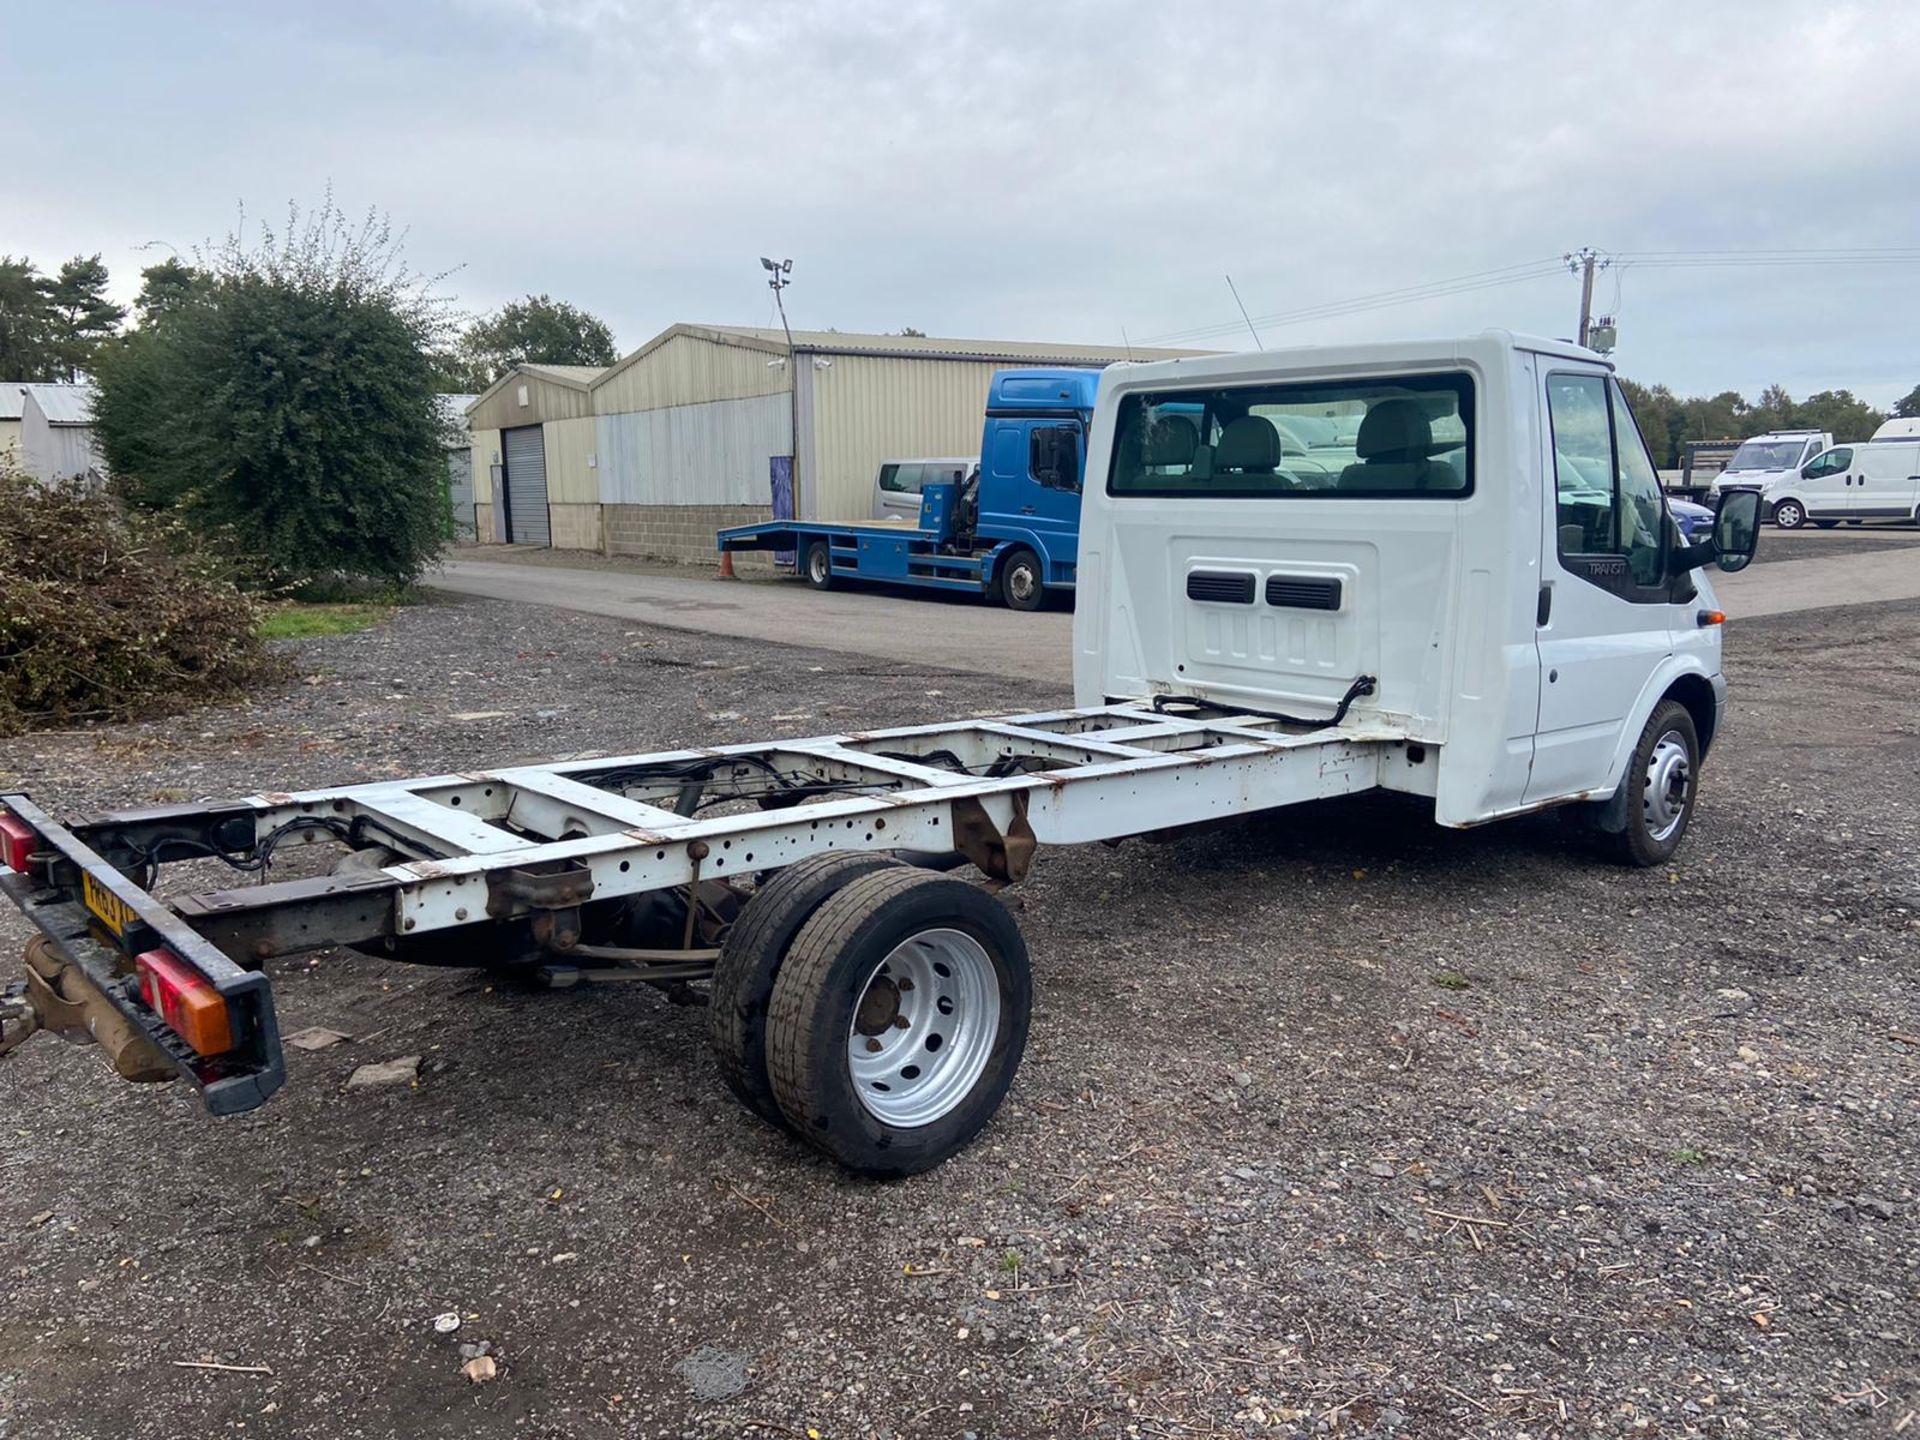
[847, 927, 1000, 1128]
[1007, 563, 1037, 603]
[808, 547, 829, 583]
[1642, 730, 1692, 843]
[1777, 502, 1801, 527]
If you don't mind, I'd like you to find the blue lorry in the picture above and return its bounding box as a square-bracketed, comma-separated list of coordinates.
[716, 367, 1100, 611]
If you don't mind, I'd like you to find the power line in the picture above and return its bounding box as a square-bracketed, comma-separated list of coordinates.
[1142, 246, 1920, 346]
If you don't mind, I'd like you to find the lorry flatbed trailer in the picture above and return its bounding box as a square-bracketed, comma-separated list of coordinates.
[718, 512, 1037, 599]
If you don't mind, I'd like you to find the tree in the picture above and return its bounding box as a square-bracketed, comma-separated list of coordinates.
[1894, 384, 1920, 419]
[1787, 389, 1883, 440]
[94, 197, 455, 586]
[45, 254, 126, 380]
[1751, 383, 1794, 433]
[1617, 377, 1672, 469]
[0, 255, 60, 381]
[133, 258, 200, 325]
[448, 294, 617, 390]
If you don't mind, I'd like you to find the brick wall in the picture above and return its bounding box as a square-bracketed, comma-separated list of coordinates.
[604, 503, 783, 572]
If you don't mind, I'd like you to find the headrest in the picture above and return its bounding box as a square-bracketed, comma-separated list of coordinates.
[1216, 416, 1280, 471]
[1143, 416, 1198, 466]
[1355, 399, 1433, 460]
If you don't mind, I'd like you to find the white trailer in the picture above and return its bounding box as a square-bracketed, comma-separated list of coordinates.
[0, 333, 1762, 1176]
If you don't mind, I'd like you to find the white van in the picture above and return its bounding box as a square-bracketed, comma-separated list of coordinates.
[1871, 417, 1920, 442]
[1767, 440, 1920, 528]
[871, 456, 974, 521]
[1707, 429, 1831, 504]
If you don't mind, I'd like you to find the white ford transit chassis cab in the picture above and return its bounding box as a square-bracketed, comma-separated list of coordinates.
[0, 333, 1759, 1178]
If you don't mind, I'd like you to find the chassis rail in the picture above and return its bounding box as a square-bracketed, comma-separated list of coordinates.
[0, 698, 1403, 1117]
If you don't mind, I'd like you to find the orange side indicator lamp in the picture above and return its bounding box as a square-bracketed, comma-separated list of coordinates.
[134, 948, 235, 1056]
[1696, 609, 1726, 627]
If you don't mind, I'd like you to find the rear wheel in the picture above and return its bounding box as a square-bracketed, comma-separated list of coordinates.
[998, 548, 1044, 612]
[709, 852, 899, 1128]
[767, 869, 1030, 1177]
[1598, 700, 1699, 868]
[804, 540, 834, 590]
[1773, 499, 1806, 529]
[1814, 519, 1839, 529]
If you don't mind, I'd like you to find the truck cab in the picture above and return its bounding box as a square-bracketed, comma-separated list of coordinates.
[969, 368, 1100, 609]
[1707, 429, 1832, 508]
[1075, 332, 1758, 849]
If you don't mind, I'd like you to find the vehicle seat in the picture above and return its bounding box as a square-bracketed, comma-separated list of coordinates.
[1143, 416, 1198, 470]
[1338, 399, 1461, 492]
[1215, 416, 1281, 476]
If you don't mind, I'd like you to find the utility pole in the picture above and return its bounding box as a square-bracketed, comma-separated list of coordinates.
[760, 256, 794, 351]
[1565, 247, 1609, 348]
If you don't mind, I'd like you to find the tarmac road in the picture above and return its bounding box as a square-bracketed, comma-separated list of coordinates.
[429, 526, 1920, 684]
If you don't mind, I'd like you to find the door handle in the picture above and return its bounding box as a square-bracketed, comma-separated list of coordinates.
[1020, 506, 1035, 514]
[1536, 584, 1552, 626]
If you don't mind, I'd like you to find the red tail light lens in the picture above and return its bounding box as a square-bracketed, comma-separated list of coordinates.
[0, 810, 40, 876]
[135, 948, 235, 1056]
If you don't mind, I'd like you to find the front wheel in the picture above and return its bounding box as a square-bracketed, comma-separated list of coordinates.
[1598, 699, 1700, 868]
[766, 869, 1031, 1177]
[997, 549, 1044, 612]
[803, 540, 834, 590]
[1773, 499, 1806, 530]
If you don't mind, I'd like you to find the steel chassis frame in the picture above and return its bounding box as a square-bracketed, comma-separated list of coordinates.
[1, 699, 1401, 1114]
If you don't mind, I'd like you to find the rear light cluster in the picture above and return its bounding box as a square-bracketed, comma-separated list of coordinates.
[135, 948, 235, 1057]
[0, 809, 41, 876]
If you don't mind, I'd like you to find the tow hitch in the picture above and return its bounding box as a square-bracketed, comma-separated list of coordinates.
[0, 935, 175, 1082]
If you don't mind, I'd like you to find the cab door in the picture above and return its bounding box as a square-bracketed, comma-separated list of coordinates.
[1528, 371, 1686, 802]
[1794, 447, 1850, 520]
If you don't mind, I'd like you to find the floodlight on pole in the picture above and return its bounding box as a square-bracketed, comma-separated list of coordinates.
[762, 256, 796, 355]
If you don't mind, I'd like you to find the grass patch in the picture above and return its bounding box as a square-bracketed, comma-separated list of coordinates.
[1431, 969, 1471, 991]
[1669, 1147, 1708, 1165]
[257, 603, 391, 640]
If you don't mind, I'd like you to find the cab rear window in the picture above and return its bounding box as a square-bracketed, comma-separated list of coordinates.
[1107, 372, 1473, 498]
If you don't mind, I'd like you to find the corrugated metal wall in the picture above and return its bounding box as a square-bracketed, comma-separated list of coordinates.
[543, 416, 598, 504]
[593, 333, 791, 414]
[21, 411, 104, 483]
[805, 355, 1012, 520]
[596, 393, 791, 506]
[468, 374, 593, 432]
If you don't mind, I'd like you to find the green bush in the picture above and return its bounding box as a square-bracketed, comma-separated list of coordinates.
[0, 471, 283, 735]
[92, 198, 454, 588]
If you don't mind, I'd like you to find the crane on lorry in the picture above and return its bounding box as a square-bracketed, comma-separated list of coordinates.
[0, 333, 1762, 1177]
[718, 367, 1102, 612]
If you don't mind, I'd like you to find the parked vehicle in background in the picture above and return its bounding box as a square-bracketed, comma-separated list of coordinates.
[871, 457, 974, 522]
[1707, 430, 1832, 508]
[1767, 439, 1920, 529]
[1674, 438, 1741, 500]
[725, 368, 1102, 610]
[1870, 417, 1920, 442]
[1669, 496, 1716, 542]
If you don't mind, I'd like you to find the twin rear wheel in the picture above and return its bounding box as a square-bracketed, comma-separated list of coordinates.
[708, 858, 1031, 1177]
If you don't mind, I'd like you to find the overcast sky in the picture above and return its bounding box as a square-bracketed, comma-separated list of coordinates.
[8, 0, 1918, 404]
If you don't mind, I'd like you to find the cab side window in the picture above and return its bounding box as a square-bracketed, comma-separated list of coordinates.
[1547, 373, 1667, 594]
[1030, 425, 1081, 491]
[1803, 447, 1850, 479]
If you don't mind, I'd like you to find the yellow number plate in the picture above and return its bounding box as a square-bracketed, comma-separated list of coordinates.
[82, 872, 138, 938]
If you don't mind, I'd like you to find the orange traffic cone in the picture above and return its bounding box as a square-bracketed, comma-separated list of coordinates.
[716, 549, 737, 580]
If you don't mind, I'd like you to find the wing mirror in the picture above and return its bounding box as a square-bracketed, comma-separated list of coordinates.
[1710, 489, 1760, 573]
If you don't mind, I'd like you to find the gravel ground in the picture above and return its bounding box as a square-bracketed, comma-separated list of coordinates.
[0, 592, 1915, 1439]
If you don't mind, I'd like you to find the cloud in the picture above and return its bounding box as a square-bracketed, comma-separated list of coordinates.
[5, 0, 1917, 403]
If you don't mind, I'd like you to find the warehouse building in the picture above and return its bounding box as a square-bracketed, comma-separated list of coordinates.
[464, 325, 1198, 562]
[19, 382, 103, 485]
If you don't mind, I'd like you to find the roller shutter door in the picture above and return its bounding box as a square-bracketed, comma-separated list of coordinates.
[502, 425, 550, 545]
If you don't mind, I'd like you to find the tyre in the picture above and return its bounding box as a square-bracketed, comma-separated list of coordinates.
[1772, 499, 1806, 530]
[1813, 519, 1839, 529]
[1597, 699, 1700, 868]
[767, 868, 1031, 1177]
[804, 540, 834, 590]
[1847, 518, 1863, 526]
[998, 548, 1044, 612]
[709, 851, 899, 1128]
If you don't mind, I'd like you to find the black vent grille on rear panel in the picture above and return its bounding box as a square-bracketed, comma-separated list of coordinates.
[1265, 575, 1342, 611]
[1186, 571, 1256, 604]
